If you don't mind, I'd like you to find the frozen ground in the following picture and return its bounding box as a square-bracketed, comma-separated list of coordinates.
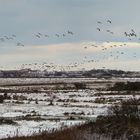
[0, 78, 139, 139]
[0, 78, 140, 86]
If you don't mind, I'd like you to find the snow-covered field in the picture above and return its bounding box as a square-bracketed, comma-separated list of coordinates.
[0, 78, 139, 139]
[0, 77, 140, 86]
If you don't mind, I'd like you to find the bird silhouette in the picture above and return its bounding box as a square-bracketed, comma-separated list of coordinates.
[107, 20, 112, 24]
[97, 21, 102, 24]
[55, 34, 60, 37]
[17, 42, 24, 47]
[67, 31, 73, 35]
[97, 28, 101, 31]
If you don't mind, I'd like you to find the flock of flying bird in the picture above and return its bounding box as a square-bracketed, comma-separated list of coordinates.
[0, 19, 140, 71]
[96, 19, 140, 41]
[0, 30, 74, 47]
[0, 34, 25, 47]
[34, 30, 74, 39]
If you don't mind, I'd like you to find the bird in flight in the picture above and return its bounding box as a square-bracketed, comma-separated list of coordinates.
[63, 34, 66, 37]
[67, 31, 73, 35]
[55, 34, 60, 37]
[107, 20, 112, 24]
[97, 21, 102, 24]
[44, 34, 49, 38]
[0, 38, 4, 42]
[17, 42, 24, 47]
[12, 34, 16, 38]
[97, 28, 101, 31]
[35, 34, 41, 38]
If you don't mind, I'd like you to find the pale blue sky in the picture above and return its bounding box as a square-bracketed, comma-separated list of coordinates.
[0, 0, 140, 71]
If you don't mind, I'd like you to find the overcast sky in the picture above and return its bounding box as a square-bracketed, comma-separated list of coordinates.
[0, 0, 140, 71]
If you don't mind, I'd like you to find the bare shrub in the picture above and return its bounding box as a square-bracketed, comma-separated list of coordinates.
[74, 83, 86, 89]
[0, 95, 4, 103]
[110, 82, 140, 91]
[108, 98, 140, 120]
[48, 100, 54, 106]
[0, 118, 17, 125]
[94, 97, 106, 104]
[0, 93, 11, 103]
